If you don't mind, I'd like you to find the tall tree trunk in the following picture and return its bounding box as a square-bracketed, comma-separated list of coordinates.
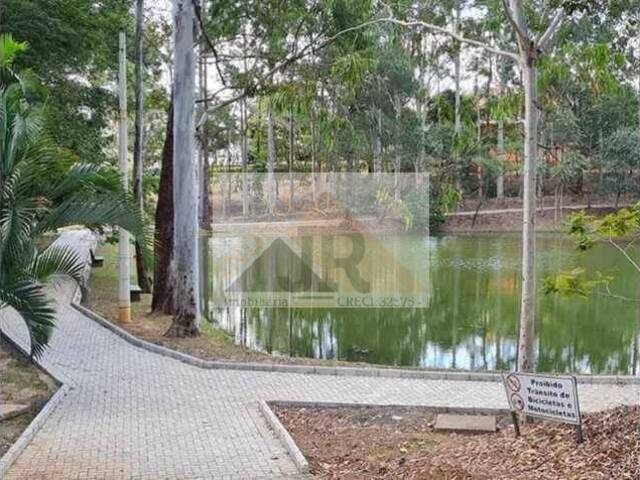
[152, 102, 175, 314]
[373, 108, 382, 175]
[311, 106, 317, 207]
[166, 0, 200, 337]
[241, 31, 249, 217]
[394, 96, 401, 200]
[240, 96, 249, 216]
[453, 3, 462, 135]
[497, 119, 505, 199]
[517, 53, 538, 373]
[496, 56, 506, 200]
[133, 0, 152, 293]
[417, 95, 426, 186]
[198, 0, 211, 230]
[288, 110, 294, 212]
[637, 62, 640, 133]
[475, 76, 483, 199]
[266, 103, 277, 215]
[452, 3, 463, 191]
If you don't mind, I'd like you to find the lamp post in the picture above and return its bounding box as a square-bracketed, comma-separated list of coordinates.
[118, 31, 131, 322]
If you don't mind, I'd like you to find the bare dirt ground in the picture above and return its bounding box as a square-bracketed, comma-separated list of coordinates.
[210, 185, 635, 234]
[274, 404, 639, 480]
[0, 337, 56, 457]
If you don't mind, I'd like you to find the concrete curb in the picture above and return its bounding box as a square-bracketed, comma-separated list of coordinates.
[0, 333, 72, 478]
[0, 384, 71, 477]
[259, 400, 512, 475]
[259, 400, 310, 474]
[72, 303, 640, 385]
[269, 400, 512, 417]
[0, 231, 94, 477]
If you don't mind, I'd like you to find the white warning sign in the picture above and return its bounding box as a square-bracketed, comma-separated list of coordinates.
[502, 372, 581, 425]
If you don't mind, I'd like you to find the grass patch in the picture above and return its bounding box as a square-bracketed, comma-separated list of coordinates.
[88, 243, 271, 362]
[88, 243, 365, 367]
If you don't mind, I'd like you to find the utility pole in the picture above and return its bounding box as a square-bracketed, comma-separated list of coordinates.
[118, 32, 131, 323]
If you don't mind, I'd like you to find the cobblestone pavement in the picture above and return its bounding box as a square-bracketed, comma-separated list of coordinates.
[1, 232, 638, 479]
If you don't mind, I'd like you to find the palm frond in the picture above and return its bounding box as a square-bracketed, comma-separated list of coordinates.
[0, 281, 56, 358]
[28, 245, 84, 285]
[34, 191, 146, 240]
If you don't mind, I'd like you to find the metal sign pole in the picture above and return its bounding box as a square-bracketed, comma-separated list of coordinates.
[573, 376, 584, 444]
[511, 411, 521, 438]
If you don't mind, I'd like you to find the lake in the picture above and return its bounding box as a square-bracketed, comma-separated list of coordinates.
[203, 232, 639, 375]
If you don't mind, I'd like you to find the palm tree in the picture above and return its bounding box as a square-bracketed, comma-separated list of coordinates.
[0, 35, 145, 358]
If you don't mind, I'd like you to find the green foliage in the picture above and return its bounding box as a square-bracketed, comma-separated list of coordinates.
[597, 204, 640, 239]
[598, 128, 640, 172]
[0, 44, 145, 358]
[1, 0, 169, 171]
[543, 268, 611, 298]
[489, 91, 522, 122]
[547, 204, 640, 302]
[376, 187, 413, 231]
[0, 34, 28, 86]
[404, 189, 431, 232]
[567, 211, 596, 250]
[437, 184, 463, 214]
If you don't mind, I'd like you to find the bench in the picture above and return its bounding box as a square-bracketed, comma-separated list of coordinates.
[130, 285, 143, 303]
[90, 250, 104, 268]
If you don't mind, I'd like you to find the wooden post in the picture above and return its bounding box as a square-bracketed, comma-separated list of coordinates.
[118, 32, 131, 322]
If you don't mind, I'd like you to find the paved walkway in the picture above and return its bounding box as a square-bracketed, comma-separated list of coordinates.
[1, 232, 639, 479]
[446, 203, 625, 217]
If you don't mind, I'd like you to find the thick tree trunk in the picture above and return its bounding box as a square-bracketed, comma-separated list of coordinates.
[152, 102, 175, 314]
[166, 0, 200, 337]
[517, 59, 538, 373]
[133, 0, 152, 293]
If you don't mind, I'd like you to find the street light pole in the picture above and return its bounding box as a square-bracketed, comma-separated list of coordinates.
[118, 31, 131, 322]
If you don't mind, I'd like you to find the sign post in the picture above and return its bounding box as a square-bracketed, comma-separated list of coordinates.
[502, 372, 583, 443]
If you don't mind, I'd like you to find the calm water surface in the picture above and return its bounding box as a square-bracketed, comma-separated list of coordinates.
[203, 233, 639, 374]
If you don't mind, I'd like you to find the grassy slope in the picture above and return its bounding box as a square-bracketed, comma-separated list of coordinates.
[89, 243, 364, 366]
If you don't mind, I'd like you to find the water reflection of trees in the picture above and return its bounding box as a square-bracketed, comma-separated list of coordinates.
[208, 234, 639, 374]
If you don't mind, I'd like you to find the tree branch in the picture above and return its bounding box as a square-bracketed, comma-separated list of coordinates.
[192, 0, 227, 86]
[501, 0, 530, 46]
[537, 8, 566, 52]
[378, 18, 519, 61]
[202, 15, 519, 118]
[608, 237, 640, 274]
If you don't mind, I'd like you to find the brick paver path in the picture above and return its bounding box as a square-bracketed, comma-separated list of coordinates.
[1, 232, 638, 479]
